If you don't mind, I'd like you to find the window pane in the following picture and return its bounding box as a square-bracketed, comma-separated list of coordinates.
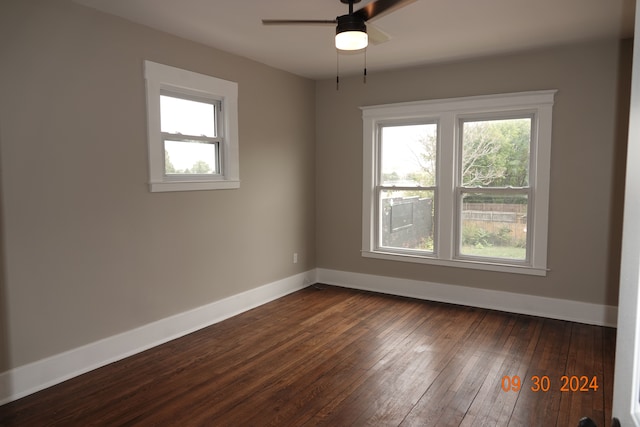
[461, 118, 531, 187]
[380, 190, 434, 253]
[160, 95, 216, 137]
[381, 124, 437, 187]
[460, 193, 527, 260]
[164, 140, 218, 175]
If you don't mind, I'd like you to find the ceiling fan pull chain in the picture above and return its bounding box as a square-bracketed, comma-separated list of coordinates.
[364, 48, 367, 84]
[336, 49, 340, 90]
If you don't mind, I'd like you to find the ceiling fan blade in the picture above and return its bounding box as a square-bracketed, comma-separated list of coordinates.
[353, 0, 418, 22]
[367, 23, 391, 45]
[262, 19, 336, 25]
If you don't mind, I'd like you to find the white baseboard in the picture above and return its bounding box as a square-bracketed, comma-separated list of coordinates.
[316, 268, 618, 328]
[0, 271, 314, 405]
[0, 268, 616, 405]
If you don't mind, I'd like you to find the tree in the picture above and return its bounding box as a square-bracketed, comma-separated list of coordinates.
[461, 119, 530, 188]
[188, 160, 212, 174]
[382, 171, 401, 184]
[164, 151, 213, 175]
[388, 118, 530, 190]
[165, 150, 177, 174]
[411, 132, 437, 187]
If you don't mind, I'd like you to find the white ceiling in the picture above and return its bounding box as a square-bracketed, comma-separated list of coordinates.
[74, 0, 636, 80]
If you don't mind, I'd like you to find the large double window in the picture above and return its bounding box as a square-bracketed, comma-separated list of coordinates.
[362, 91, 555, 275]
[144, 60, 239, 192]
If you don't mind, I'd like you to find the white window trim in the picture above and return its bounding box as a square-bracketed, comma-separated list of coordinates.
[361, 90, 556, 276]
[144, 60, 239, 192]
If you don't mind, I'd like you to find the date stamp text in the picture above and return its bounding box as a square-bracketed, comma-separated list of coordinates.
[501, 375, 599, 393]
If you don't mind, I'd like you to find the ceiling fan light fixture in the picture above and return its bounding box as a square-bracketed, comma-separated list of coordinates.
[335, 30, 368, 50]
[335, 15, 368, 50]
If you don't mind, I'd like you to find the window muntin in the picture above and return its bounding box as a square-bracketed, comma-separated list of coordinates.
[361, 90, 555, 276]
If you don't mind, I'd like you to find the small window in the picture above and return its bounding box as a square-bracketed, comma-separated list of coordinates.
[144, 61, 239, 192]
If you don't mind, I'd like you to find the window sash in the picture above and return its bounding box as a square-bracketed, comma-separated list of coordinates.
[160, 91, 222, 138]
[457, 115, 534, 189]
[454, 113, 535, 265]
[376, 185, 437, 255]
[162, 135, 222, 178]
[159, 91, 223, 179]
[455, 187, 531, 264]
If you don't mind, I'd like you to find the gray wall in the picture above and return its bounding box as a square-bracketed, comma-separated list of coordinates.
[0, 0, 316, 370]
[0, 0, 631, 376]
[316, 39, 631, 307]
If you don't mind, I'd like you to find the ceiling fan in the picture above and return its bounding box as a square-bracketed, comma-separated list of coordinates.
[262, 0, 417, 51]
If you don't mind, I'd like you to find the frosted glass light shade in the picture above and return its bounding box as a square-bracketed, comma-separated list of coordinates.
[335, 31, 368, 51]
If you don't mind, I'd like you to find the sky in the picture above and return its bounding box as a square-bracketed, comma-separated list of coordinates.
[381, 123, 436, 181]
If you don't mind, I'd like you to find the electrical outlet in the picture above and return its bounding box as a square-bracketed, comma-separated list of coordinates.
[293, 253, 298, 264]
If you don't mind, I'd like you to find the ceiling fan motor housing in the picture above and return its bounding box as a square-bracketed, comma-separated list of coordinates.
[336, 14, 366, 36]
[335, 14, 368, 50]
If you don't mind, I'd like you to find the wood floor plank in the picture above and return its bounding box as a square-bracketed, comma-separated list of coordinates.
[506, 318, 573, 426]
[399, 310, 523, 426]
[459, 314, 545, 426]
[557, 323, 610, 427]
[0, 285, 616, 427]
[343, 307, 485, 426]
[313, 305, 486, 426]
[205, 292, 400, 426]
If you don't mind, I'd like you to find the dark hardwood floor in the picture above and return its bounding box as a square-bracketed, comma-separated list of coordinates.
[0, 285, 615, 426]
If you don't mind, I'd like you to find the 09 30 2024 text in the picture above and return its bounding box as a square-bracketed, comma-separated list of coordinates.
[501, 375, 599, 393]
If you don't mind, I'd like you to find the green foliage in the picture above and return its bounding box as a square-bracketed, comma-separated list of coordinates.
[461, 118, 531, 188]
[418, 236, 434, 251]
[189, 160, 212, 174]
[462, 223, 493, 248]
[462, 224, 522, 248]
[389, 118, 531, 189]
[382, 171, 400, 183]
[415, 133, 437, 187]
[462, 194, 528, 204]
[164, 151, 212, 174]
[461, 223, 526, 259]
[495, 226, 513, 246]
[461, 245, 526, 260]
[165, 150, 177, 174]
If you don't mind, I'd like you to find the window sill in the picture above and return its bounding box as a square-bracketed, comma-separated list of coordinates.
[361, 250, 548, 276]
[149, 179, 240, 192]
